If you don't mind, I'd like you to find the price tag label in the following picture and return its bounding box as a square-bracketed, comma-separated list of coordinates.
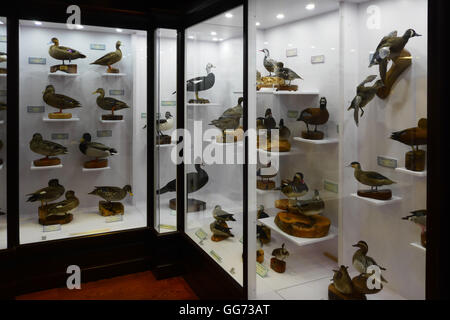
[28, 57, 47, 65]
[377, 156, 398, 169]
[159, 224, 176, 231]
[256, 262, 269, 278]
[43, 224, 61, 232]
[90, 44, 106, 50]
[51, 133, 69, 140]
[195, 228, 207, 240]
[105, 215, 123, 223]
[324, 179, 339, 194]
[109, 89, 124, 96]
[209, 250, 222, 263]
[27, 106, 45, 113]
[311, 55, 325, 64]
[161, 101, 176, 106]
[97, 130, 112, 138]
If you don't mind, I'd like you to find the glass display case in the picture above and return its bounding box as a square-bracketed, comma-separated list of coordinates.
[18, 19, 148, 244]
[0, 16, 6, 250]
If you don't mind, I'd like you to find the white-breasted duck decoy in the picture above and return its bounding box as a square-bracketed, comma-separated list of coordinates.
[157, 111, 174, 136]
[176, 63, 215, 103]
[259, 49, 278, 76]
[79, 133, 117, 160]
[352, 240, 387, 283]
[157, 163, 208, 195]
[212, 205, 236, 222]
[274, 62, 303, 85]
[402, 210, 426, 230]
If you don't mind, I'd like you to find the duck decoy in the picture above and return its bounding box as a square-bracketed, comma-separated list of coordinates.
[89, 185, 133, 203]
[176, 63, 215, 104]
[210, 220, 234, 238]
[93, 88, 130, 119]
[332, 265, 354, 295]
[369, 29, 421, 82]
[295, 190, 325, 217]
[257, 224, 271, 246]
[257, 205, 270, 219]
[347, 75, 384, 126]
[298, 97, 330, 135]
[257, 161, 278, 183]
[272, 243, 289, 261]
[157, 111, 174, 136]
[46, 190, 79, 217]
[43, 85, 82, 115]
[280, 172, 309, 201]
[264, 108, 277, 131]
[259, 49, 278, 76]
[91, 40, 122, 73]
[257, 117, 266, 131]
[279, 119, 291, 140]
[348, 162, 396, 191]
[79, 133, 117, 168]
[212, 205, 236, 222]
[209, 97, 243, 136]
[402, 210, 426, 230]
[391, 118, 427, 152]
[48, 37, 86, 65]
[26, 179, 65, 206]
[157, 163, 208, 195]
[30, 133, 67, 165]
[352, 240, 387, 283]
[223, 97, 244, 118]
[274, 62, 303, 86]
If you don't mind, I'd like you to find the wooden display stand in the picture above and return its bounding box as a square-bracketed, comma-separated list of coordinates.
[328, 284, 367, 300]
[270, 258, 286, 273]
[38, 206, 73, 226]
[84, 159, 108, 169]
[257, 250, 264, 263]
[157, 135, 172, 145]
[107, 66, 120, 74]
[257, 180, 276, 190]
[211, 220, 232, 242]
[102, 114, 123, 121]
[376, 49, 412, 99]
[405, 150, 425, 172]
[216, 128, 244, 143]
[352, 274, 383, 295]
[50, 64, 78, 74]
[99, 201, 124, 216]
[33, 157, 61, 167]
[276, 84, 298, 92]
[301, 131, 324, 141]
[48, 112, 72, 119]
[188, 98, 210, 104]
[260, 139, 291, 152]
[357, 189, 392, 201]
[257, 76, 284, 90]
[170, 198, 206, 213]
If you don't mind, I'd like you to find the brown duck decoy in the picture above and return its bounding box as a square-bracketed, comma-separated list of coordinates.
[297, 97, 329, 132]
[390, 118, 427, 152]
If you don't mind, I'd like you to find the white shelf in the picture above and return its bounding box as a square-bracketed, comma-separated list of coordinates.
[157, 143, 177, 148]
[350, 193, 402, 206]
[257, 89, 319, 95]
[0, 74, 7, 78]
[259, 216, 337, 247]
[257, 189, 280, 196]
[257, 189, 338, 202]
[293, 137, 339, 145]
[210, 140, 244, 147]
[395, 167, 427, 177]
[410, 242, 426, 252]
[30, 162, 63, 170]
[258, 147, 302, 157]
[43, 116, 80, 122]
[101, 73, 127, 77]
[99, 117, 124, 123]
[82, 166, 111, 172]
[187, 103, 220, 107]
[48, 72, 79, 77]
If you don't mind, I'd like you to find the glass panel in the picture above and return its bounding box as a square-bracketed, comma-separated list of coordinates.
[249, 0, 426, 300]
[155, 28, 177, 233]
[0, 16, 6, 249]
[18, 20, 147, 244]
[184, 6, 244, 285]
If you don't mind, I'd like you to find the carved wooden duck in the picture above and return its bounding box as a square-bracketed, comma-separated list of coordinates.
[89, 185, 133, 203]
[352, 240, 387, 283]
[298, 97, 329, 132]
[391, 118, 427, 152]
[93, 88, 130, 115]
[43, 85, 82, 113]
[79, 133, 117, 159]
[91, 41, 122, 71]
[26, 179, 65, 206]
[348, 162, 396, 191]
[48, 37, 86, 64]
[30, 133, 67, 158]
[46, 190, 79, 216]
[212, 205, 236, 222]
[259, 49, 278, 76]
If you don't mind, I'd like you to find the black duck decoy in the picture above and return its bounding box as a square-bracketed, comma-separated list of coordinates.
[157, 163, 208, 195]
[174, 63, 215, 103]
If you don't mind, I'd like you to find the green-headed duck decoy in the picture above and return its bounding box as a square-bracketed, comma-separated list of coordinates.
[48, 37, 86, 64]
[43, 85, 82, 114]
[26, 179, 65, 206]
[348, 162, 396, 191]
[352, 240, 387, 283]
[391, 118, 427, 152]
[298, 97, 330, 132]
[79, 133, 117, 159]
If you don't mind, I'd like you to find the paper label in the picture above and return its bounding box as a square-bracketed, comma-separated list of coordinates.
[195, 228, 207, 240]
[324, 179, 339, 194]
[287, 110, 299, 119]
[97, 130, 112, 137]
[90, 44, 106, 50]
[27, 106, 45, 113]
[159, 224, 176, 231]
[105, 215, 123, 223]
[256, 262, 269, 278]
[28, 57, 46, 64]
[51, 133, 69, 140]
[209, 250, 222, 263]
[311, 55, 325, 64]
[377, 156, 398, 169]
[286, 48, 298, 57]
[141, 112, 147, 119]
[43, 224, 61, 232]
[0, 35, 6, 42]
[109, 89, 124, 96]
[161, 101, 177, 106]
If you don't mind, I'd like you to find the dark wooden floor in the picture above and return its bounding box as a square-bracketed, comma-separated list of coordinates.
[16, 271, 198, 300]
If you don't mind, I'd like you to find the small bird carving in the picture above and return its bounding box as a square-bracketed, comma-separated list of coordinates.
[332, 265, 354, 295]
[391, 118, 427, 152]
[259, 49, 278, 76]
[348, 162, 396, 191]
[272, 243, 289, 261]
[352, 240, 387, 283]
[212, 205, 236, 222]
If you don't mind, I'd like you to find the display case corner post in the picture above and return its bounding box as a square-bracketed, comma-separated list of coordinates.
[148, 28, 156, 230]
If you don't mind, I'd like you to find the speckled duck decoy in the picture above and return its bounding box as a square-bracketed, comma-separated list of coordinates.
[275, 62, 303, 85]
[348, 162, 396, 191]
[259, 49, 278, 76]
[347, 75, 384, 126]
[272, 243, 289, 261]
[30, 133, 67, 158]
[48, 37, 86, 64]
[298, 97, 330, 132]
[26, 179, 65, 206]
[91, 41, 122, 71]
[79, 133, 117, 159]
[352, 240, 387, 283]
[280, 172, 309, 200]
[212, 205, 236, 222]
[295, 190, 325, 216]
[210, 221, 234, 238]
[391, 118, 427, 152]
[157, 163, 208, 195]
[157, 111, 174, 135]
[89, 185, 133, 203]
[332, 266, 353, 295]
[93, 88, 130, 116]
[46, 190, 79, 216]
[43, 85, 82, 113]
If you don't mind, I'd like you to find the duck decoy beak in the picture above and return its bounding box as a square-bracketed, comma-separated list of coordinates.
[352, 244, 359, 247]
[92, 91, 97, 94]
[129, 192, 134, 196]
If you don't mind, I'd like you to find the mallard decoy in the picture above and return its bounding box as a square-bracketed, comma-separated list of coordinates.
[352, 240, 387, 283]
[348, 162, 396, 191]
[347, 75, 384, 126]
[212, 205, 236, 222]
[391, 118, 427, 152]
[0, 52, 6, 63]
[157, 111, 174, 135]
[174, 63, 215, 103]
[272, 243, 289, 261]
[43, 85, 82, 114]
[30, 133, 67, 158]
[157, 163, 208, 195]
[295, 190, 325, 216]
[48, 37, 86, 65]
[280, 172, 309, 200]
[264, 108, 277, 131]
[210, 221, 234, 238]
[274, 62, 303, 85]
[26, 179, 65, 206]
[46, 191, 79, 216]
[369, 29, 421, 82]
[0, 102, 6, 111]
[91, 41, 122, 72]
[93, 88, 130, 116]
[332, 266, 353, 295]
[279, 119, 291, 140]
[259, 49, 278, 76]
[297, 97, 330, 132]
[79, 133, 117, 160]
[257, 205, 269, 219]
[89, 185, 133, 203]
[402, 210, 426, 230]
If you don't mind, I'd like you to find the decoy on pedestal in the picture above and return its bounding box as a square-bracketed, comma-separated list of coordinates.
[391, 118, 427, 171]
[280, 172, 309, 203]
[29, 133, 67, 167]
[294, 190, 325, 217]
[156, 111, 174, 145]
[331, 266, 354, 295]
[209, 97, 243, 142]
[352, 240, 387, 284]
[91, 41, 122, 73]
[271, 243, 289, 273]
[89, 185, 133, 216]
[348, 162, 396, 200]
[43, 85, 82, 119]
[48, 37, 86, 73]
[274, 62, 303, 91]
[259, 49, 278, 77]
[402, 210, 427, 247]
[43, 190, 79, 225]
[93, 88, 130, 121]
[298, 97, 330, 140]
[210, 205, 235, 242]
[257, 161, 278, 190]
[257, 205, 269, 219]
[181, 63, 215, 104]
[79, 133, 117, 169]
